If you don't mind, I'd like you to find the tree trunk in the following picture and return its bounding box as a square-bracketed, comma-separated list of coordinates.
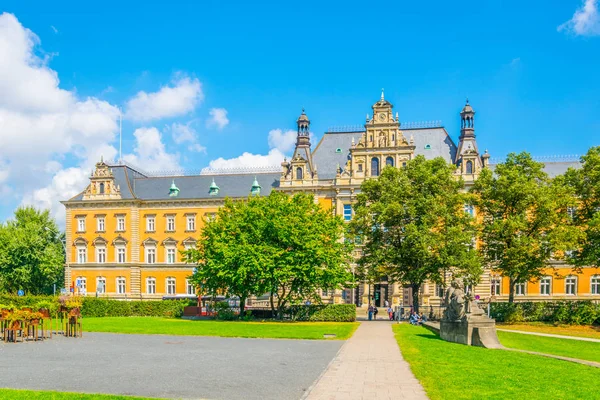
[411, 283, 420, 313]
[508, 278, 515, 304]
[269, 291, 276, 319]
[239, 295, 246, 319]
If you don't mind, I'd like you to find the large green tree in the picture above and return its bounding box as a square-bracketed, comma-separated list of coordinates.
[0, 207, 65, 294]
[472, 152, 578, 303]
[564, 146, 600, 269]
[351, 156, 481, 311]
[187, 192, 353, 318]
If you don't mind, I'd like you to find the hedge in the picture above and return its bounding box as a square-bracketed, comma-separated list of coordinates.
[0, 295, 194, 318]
[308, 304, 356, 322]
[490, 301, 600, 325]
[247, 304, 357, 321]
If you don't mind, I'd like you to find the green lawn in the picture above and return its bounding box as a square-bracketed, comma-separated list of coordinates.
[393, 324, 600, 400]
[0, 389, 160, 400]
[498, 322, 600, 340]
[82, 317, 359, 340]
[498, 330, 600, 363]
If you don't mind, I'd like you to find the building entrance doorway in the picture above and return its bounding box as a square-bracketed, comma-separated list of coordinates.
[373, 283, 388, 307]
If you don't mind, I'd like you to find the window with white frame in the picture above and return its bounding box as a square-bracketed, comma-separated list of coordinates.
[96, 246, 106, 264]
[146, 277, 156, 294]
[166, 215, 176, 232]
[116, 277, 126, 294]
[343, 204, 352, 221]
[77, 217, 86, 232]
[96, 277, 106, 294]
[146, 246, 156, 264]
[97, 216, 105, 232]
[76, 277, 87, 292]
[205, 212, 217, 222]
[186, 215, 196, 231]
[146, 215, 155, 232]
[166, 277, 176, 295]
[116, 246, 126, 263]
[491, 277, 501, 295]
[540, 277, 552, 295]
[463, 204, 475, 217]
[186, 279, 195, 295]
[592, 276, 600, 295]
[77, 246, 87, 263]
[166, 247, 176, 264]
[515, 282, 526, 296]
[116, 216, 126, 232]
[565, 276, 577, 295]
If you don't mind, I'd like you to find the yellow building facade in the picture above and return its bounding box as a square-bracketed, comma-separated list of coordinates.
[62, 94, 600, 305]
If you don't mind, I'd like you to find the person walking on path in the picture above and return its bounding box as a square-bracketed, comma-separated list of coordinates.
[368, 304, 373, 321]
[388, 306, 394, 320]
[373, 306, 379, 320]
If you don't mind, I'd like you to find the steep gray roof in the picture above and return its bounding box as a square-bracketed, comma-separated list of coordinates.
[311, 128, 457, 179]
[69, 165, 280, 201]
[488, 161, 581, 177]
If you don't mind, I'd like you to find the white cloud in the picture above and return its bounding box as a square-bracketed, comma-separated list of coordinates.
[0, 12, 121, 222]
[267, 129, 296, 153]
[50, 25, 58, 34]
[123, 127, 181, 172]
[206, 107, 229, 130]
[169, 122, 206, 153]
[558, 0, 600, 36]
[207, 148, 286, 170]
[125, 76, 203, 122]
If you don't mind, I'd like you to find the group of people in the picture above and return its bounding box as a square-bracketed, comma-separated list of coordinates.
[409, 311, 427, 325]
[367, 300, 396, 321]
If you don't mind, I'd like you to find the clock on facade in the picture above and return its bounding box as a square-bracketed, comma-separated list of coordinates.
[378, 113, 386, 121]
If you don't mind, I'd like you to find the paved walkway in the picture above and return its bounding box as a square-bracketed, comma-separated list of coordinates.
[497, 329, 600, 343]
[304, 322, 428, 400]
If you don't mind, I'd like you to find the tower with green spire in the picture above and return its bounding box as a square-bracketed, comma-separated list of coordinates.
[208, 178, 220, 196]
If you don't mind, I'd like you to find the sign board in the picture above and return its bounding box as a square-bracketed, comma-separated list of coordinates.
[70, 287, 74, 293]
[17, 290, 24, 297]
[60, 288, 67, 295]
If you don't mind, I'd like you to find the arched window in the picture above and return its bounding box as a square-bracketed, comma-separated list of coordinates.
[386, 156, 394, 167]
[466, 160, 473, 174]
[371, 157, 380, 177]
[296, 167, 303, 180]
[99, 182, 105, 194]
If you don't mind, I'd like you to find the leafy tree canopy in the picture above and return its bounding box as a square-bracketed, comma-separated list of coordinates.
[0, 207, 64, 295]
[351, 156, 481, 311]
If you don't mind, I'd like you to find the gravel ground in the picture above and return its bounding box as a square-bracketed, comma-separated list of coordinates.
[0, 332, 343, 400]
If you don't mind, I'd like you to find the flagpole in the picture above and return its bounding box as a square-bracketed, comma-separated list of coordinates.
[119, 109, 122, 164]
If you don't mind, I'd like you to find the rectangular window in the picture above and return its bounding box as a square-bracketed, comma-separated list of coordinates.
[491, 278, 501, 296]
[77, 247, 87, 264]
[515, 282, 525, 296]
[76, 277, 87, 293]
[116, 277, 126, 294]
[166, 216, 176, 232]
[117, 247, 126, 263]
[205, 212, 217, 222]
[166, 277, 176, 295]
[97, 217, 105, 232]
[565, 277, 577, 295]
[96, 277, 106, 294]
[117, 216, 126, 232]
[166, 248, 176, 264]
[540, 277, 551, 295]
[463, 204, 475, 217]
[343, 204, 352, 221]
[96, 247, 106, 264]
[186, 215, 196, 231]
[146, 247, 156, 264]
[146, 278, 156, 294]
[567, 207, 577, 220]
[146, 216, 155, 232]
[186, 279, 195, 295]
[77, 217, 86, 232]
[592, 276, 600, 295]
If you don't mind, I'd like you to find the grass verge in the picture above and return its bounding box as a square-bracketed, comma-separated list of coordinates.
[0, 389, 160, 400]
[82, 317, 359, 340]
[393, 324, 599, 400]
[498, 330, 600, 363]
[497, 322, 600, 339]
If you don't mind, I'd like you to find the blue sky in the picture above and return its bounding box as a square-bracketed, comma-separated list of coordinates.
[0, 0, 599, 223]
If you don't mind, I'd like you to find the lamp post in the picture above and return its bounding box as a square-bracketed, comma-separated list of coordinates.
[45, 226, 68, 295]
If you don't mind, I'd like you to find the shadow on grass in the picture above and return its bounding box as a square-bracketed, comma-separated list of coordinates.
[415, 333, 444, 341]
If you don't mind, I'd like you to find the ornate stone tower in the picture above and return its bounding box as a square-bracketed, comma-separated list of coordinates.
[82, 158, 122, 200]
[280, 109, 317, 184]
[455, 100, 486, 183]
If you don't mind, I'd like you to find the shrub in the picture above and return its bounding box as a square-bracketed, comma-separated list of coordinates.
[490, 301, 599, 325]
[308, 304, 356, 322]
[212, 301, 237, 320]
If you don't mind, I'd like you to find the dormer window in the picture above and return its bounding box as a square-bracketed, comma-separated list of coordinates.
[335, 148, 342, 153]
[424, 144, 431, 150]
[208, 179, 220, 196]
[466, 160, 474, 174]
[99, 182, 105, 194]
[296, 167, 303, 180]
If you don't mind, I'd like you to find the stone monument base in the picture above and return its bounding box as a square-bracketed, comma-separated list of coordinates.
[440, 316, 503, 349]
